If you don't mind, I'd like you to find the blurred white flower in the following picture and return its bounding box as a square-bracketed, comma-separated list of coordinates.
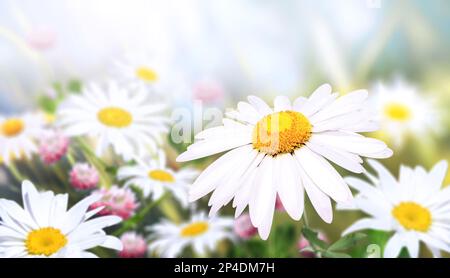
[0, 180, 122, 258]
[339, 160, 450, 258]
[57, 81, 169, 160]
[147, 212, 233, 258]
[0, 112, 44, 165]
[372, 79, 438, 146]
[118, 150, 198, 207]
[114, 51, 184, 98]
[177, 84, 392, 239]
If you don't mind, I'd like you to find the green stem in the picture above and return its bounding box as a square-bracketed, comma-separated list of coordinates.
[66, 150, 76, 166]
[303, 208, 310, 228]
[8, 161, 26, 182]
[113, 193, 169, 236]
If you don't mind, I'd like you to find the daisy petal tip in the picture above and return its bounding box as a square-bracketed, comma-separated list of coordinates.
[258, 228, 270, 241]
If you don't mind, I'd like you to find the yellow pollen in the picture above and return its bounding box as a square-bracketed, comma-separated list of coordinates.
[252, 111, 312, 156]
[148, 169, 175, 183]
[392, 202, 432, 232]
[180, 221, 209, 237]
[1, 118, 25, 137]
[384, 103, 412, 122]
[97, 107, 133, 128]
[136, 67, 158, 82]
[25, 227, 67, 256]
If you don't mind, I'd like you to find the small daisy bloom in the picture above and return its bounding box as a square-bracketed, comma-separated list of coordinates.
[38, 129, 70, 165]
[0, 180, 122, 258]
[114, 52, 173, 95]
[177, 84, 393, 239]
[147, 212, 234, 258]
[372, 80, 437, 146]
[0, 113, 44, 165]
[57, 81, 168, 160]
[90, 185, 139, 220]
[339, 160, 450, 258]
[117, 151, 198, 207]
[118, 232, 147, 258]
[69, 163, 99, 190]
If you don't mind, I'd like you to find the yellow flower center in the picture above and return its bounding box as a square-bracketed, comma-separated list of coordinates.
[252, 111, 312, 156]
[25, 227, 67, 256]
[180, 221, 209, 237]
[97, 107, 133, 128]
[384, 102, 412, 122]
[148, 169, 175, 183]
[136, 67, 158, 82]
[392, 202, 432, 232]
[1, 118, 25, 137]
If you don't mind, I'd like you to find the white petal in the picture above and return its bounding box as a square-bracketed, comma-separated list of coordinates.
[298, 164, 333, 223]
[275, 154, 304, 220]
[247, 95, 272, 116]
[101, 236, 123, 251]
[311, 132, 389, 156]
[429, 160, 448, 192]
[176, 136, 251, 162]
[295, 147, 352, 202]
[273, 96, 292, 112]
[61, 194, 101, 234]
[383, 233, 404, 258]
[189, 145, 254, 202]
[404, 233, 419, 258]
[306, 140, 364, 173]
[342, 218, 392, 236]
[249, 158, 276, 240]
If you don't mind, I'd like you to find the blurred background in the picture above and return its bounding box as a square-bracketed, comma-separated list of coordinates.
[1, 0, 450, 257]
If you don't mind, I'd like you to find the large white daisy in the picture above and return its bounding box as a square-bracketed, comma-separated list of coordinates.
[147, 212, 234, 258]
[0, 180, 122, 258]
[176, 84, 393, 239]
[339, 160, 450, 258]
[117, 151, 198, 207]
[57, 81, 169, 161]
[372, 79, 437, 146]
[0, 112, 44, 165]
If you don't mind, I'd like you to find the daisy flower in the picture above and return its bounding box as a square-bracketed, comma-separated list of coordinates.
[57, 81, 168, 161]
[147, 212, 234, 258]
[0, 112, 44, 165]
[114, 52, 174, 95]
[177, 84, 393, 239]
[117, 151, 198, 207]
[372, 79, 437, 146]
[339, 160, 450, 258]
[0, 180, 122, 258]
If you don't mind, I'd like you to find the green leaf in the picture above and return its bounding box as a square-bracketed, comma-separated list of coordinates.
[327, 233, 367, 252]
[272, 224, 297, 257]
[301, 227, 328, 250]
[37, 95, 58, 113]
[323, 251, 352, 258]
[67, 79, 82, 93]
